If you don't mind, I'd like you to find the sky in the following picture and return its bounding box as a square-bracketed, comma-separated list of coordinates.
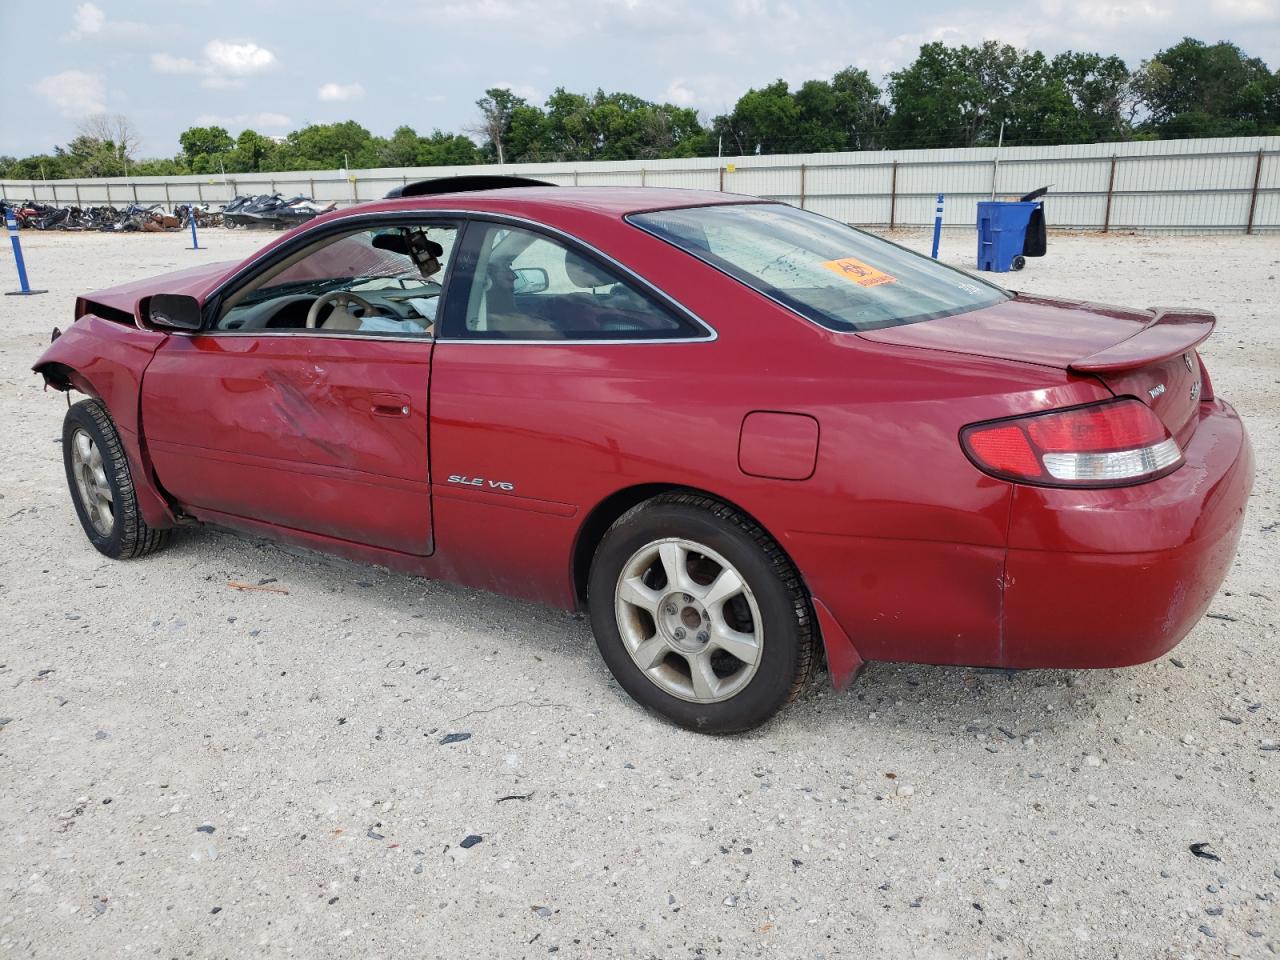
[1, 0, 1278, 158]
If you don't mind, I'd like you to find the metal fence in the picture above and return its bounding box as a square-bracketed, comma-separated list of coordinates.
[3, 135, 1277, 234]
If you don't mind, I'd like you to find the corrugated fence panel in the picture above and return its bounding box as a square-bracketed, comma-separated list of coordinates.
[3, 136, 1277, 233]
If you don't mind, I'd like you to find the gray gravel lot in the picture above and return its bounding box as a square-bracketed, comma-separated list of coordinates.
[0, 226, 1277, 959]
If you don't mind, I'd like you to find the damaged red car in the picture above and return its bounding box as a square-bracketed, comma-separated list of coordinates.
[34, 181, 1254, 732]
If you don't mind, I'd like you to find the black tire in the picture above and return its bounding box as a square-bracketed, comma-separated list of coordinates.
[587, 493, 816, 733]
[1011, 255, 1026, 271]
[62, 398, 171, 559]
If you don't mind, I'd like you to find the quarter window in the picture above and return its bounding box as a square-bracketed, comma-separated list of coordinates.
[444, 222, 699, 341]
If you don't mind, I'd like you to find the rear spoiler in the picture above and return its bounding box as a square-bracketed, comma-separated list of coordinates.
[1068, 307, 1215, 374]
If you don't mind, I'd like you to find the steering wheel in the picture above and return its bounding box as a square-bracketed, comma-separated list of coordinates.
[306, 290, 377, 329]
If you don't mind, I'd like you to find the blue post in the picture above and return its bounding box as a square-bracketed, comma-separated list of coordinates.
[930, 193, 945, 259]
[4, 210, 47, 296]
[187, 205, 200, 250]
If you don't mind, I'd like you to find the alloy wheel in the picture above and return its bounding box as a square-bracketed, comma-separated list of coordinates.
[613, 537, 763, 703]
[70, 428, 114, 537]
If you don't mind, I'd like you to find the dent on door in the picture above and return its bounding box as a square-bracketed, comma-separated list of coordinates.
[141, 335, 434, 555]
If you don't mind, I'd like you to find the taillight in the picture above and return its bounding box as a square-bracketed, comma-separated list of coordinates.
[962, 399, 1182, 487]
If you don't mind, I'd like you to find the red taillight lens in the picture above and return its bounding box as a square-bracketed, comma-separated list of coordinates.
[1025, 401, 1167, 452]
[967, 425, 1040, 477]
[962, 399, 1182, 487]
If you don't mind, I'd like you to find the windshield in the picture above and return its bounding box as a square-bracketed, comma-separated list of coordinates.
[628, 203, 1009, 332]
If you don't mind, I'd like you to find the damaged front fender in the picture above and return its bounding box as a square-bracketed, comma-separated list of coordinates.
[33, 314, 179, 529]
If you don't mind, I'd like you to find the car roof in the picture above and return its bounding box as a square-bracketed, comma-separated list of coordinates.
[355, 186, 760, 220]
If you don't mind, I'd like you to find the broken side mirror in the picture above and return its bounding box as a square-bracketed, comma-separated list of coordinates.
[148, 293, 203, 331]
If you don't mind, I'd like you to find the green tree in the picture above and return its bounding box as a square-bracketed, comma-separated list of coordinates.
[1135, 38, 1280, 136]
[3, 45, 1278, 186]
[273, 121, 379, 171]
[539, 88, 703, 161]
[712, 80, 799, 155]
[473, 87, 533, 164]
[886, 41, 1023, 149]
[1051, 52, 1136, 142]
[378, 125, 482, 167]
[418, 130, 482, 166]
[1000, 51, 1088, 145]
[381, 125, 423, 167]
[64, 135, 128, 177]
[794, 68, 887, 151]
[131, 156, 188, 176]
[1, 152, 78, 180]
[228, 130, 278, 172]
[178, 125, 235, 172]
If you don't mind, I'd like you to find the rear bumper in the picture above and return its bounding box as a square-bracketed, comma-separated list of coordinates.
[796, 399, 1252, 673]
[1001, 398, 1253, 667]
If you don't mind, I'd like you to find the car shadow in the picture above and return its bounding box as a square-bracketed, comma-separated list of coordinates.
[181, 525, 1128, 744]
[790, 659, 1124, 743]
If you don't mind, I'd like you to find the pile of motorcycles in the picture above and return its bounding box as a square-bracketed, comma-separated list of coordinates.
[1, 193, 336, 232]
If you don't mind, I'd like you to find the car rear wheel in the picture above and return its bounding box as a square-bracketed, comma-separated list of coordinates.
[62, 399, 170, 559]
[587, 493, 816, 733]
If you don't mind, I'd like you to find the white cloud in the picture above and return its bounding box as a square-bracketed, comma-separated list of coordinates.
[664, 79, 696, 106]
[150, 52, 201, 74]
[492, 80, 542, 101]
[1208, 0, 1279, 19]
[73, 2, 105, 34]
[1064, 1, 1171, 27]
[65, 0, 154, 42]
[32, 70, 106, 117]
[204, 40, 275, 75]
[150, 39, 276, 88]
[318, 81, 365, 102]
[435, 0, 520, 21]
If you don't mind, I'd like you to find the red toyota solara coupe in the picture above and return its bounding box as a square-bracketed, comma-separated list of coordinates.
[34, 180, 1253, 732]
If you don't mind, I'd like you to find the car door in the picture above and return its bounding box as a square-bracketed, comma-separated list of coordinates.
[425, 217, 716, 601]
[140, 217, 460, 556]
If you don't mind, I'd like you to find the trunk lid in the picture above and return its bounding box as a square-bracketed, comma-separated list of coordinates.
[859, 293, 1211, 444]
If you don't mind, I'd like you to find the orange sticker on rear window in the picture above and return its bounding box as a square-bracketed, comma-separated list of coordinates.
[821, 257, 897, 287]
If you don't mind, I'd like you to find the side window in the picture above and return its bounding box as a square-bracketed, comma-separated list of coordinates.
[215, 222, 458, 336]
[445, 222, 700, 341]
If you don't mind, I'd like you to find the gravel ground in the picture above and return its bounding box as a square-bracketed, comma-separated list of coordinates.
[0, 225, 1276, 960]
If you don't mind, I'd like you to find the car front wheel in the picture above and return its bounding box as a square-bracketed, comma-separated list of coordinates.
[62, 399, 170, 559]
[587, 493, 816, 733]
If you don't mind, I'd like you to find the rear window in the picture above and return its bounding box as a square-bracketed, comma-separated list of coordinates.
[628, 203, 1009, 332]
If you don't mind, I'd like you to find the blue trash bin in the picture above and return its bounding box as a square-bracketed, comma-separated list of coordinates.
[976, 200, 1040, 272]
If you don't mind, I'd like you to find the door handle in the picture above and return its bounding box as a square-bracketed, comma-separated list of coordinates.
[370, 393, 411, 417]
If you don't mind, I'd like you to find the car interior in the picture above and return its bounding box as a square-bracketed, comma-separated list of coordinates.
[460, 225, 688, 339]
[215, 226, 453, 336]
